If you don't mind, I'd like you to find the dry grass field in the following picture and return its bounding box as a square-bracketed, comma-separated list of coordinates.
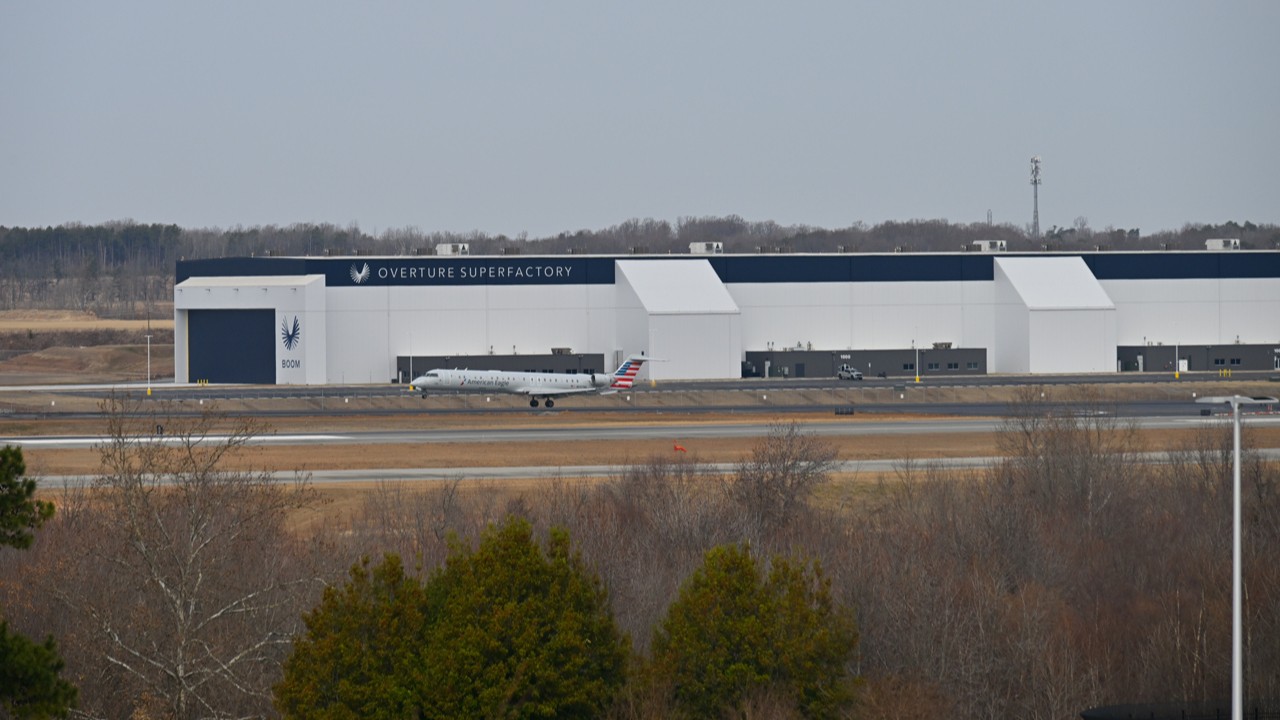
[0, 310, 175, 385]
[0, 309, 174, 333]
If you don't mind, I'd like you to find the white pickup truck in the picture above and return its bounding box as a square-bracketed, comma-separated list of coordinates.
[836, 364, 863, 380]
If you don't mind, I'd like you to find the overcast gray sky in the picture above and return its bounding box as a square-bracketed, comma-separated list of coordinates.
[3, 1, 1277, 237]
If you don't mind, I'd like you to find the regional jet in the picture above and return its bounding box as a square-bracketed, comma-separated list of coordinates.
[409, 355, 650, 408]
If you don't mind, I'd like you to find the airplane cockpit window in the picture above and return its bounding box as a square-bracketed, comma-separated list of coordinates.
[425, 371, 439, 378]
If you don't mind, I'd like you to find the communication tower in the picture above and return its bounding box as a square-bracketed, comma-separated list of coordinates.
[1030, 156, 1042, 239]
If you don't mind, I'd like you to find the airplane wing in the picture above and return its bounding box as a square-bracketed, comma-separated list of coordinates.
[510, 386, 599, 397]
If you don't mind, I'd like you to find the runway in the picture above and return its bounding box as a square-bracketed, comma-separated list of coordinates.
[7, 414, 1280, 450]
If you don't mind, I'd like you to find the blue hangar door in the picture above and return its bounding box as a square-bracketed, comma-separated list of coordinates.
[188, 309, 275, 384]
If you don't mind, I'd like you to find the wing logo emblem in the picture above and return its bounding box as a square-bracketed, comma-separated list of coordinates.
[281, 315, 301, 350]
[349, 262, 371, 284]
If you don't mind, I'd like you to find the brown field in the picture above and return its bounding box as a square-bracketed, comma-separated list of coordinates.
[0, 310, 175, 385]
[0, 309, 174, 332]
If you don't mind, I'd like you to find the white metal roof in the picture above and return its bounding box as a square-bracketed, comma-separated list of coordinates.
[615, 260, 740, 314]
[175, 274, 325, 289]
[994, 257, 1115, 310]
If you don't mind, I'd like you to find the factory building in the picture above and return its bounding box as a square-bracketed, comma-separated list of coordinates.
[173, 252, 1280, 385]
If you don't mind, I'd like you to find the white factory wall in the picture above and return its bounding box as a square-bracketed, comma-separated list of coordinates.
[483, 284, 595, 357]
[960, 279, 998, 368]
[727, 281, 987, 354]
[1219, 278, 1280, 344]
[729, 283, 851, 351]
[326, 286, 394, 384]
[648, 313, 742, 380]
[992, 291, 1031, 373]
[326, 283, 619, 383]
[387, 286, 490, 362]
[1101, 278, 1280, 346]
[851, 281, 971, 350]
[1026, 309, 1117, 374]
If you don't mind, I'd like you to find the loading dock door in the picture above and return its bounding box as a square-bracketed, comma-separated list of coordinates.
[187, 309, 275, 384]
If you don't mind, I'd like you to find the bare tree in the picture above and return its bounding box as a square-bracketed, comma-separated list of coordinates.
[996, 385, 1142, 535]
[726, 421, 837, 544]
[51, 395, 324, 719]
[352, 478, 469, 570]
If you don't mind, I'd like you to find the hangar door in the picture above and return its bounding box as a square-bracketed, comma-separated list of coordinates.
[187, 309, 275, 384]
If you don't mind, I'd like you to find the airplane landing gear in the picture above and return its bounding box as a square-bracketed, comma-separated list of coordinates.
[545, 399, 554, 408]
[530, 398, 540, 408]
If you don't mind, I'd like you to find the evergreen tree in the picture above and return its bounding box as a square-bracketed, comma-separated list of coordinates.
[0, 622, 78, 720]
[0, 446, 53, 549]
[275, 554, 430, 719]
[421, 517, 628, 719]
[0, 446, 76, 718]
[650, 544, 858, 719]
[275, 518, 627, 719]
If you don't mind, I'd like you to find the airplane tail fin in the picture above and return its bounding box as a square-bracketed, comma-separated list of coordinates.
[608, 354, 649, 390]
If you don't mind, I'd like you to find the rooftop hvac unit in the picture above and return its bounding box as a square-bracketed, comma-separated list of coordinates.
[1205, 238, 1241, 250]
[435, 242, 470, 256]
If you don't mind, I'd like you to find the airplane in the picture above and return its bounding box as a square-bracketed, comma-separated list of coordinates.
[408, 354, 650, 408]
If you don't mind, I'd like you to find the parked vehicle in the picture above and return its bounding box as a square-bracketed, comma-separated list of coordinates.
[836, 364, 863, 380]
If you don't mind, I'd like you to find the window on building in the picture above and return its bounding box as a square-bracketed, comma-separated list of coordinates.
[947, 362, 959, 370]
[967, 362, 979, 370]
[903, 362, 915, 371]
[927, 362, 940, 370]
[1230, 358, 1242, 366]
[1214, 358, 1226, 366]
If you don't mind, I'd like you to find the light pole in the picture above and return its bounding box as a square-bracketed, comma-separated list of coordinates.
[145, 334, 152, 396]
[912, 336, 920, 383]
[1196, 394, 1278, 720]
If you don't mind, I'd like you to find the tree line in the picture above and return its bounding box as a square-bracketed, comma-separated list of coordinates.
[1, 390, 1279, 717]
[2, 218, 1276, 317]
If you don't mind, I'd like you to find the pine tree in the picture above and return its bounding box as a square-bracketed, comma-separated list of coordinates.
[0, 446, 76, 718]
[421, 517, 629, 719]
[276, 518, 628, 719]
[275, 554, 430, 719]
[0, 622, 78, 720]
[0, 445, 53, 549]
[649, 543, 858, 719]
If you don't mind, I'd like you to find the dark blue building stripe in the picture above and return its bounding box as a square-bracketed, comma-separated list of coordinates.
[177, 252, 1280, 286]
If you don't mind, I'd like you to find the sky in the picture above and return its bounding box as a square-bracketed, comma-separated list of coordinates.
[2, 2, 1278, 238]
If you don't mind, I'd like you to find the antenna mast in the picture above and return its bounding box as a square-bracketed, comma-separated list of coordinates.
[1030, 156, 1042, 239]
